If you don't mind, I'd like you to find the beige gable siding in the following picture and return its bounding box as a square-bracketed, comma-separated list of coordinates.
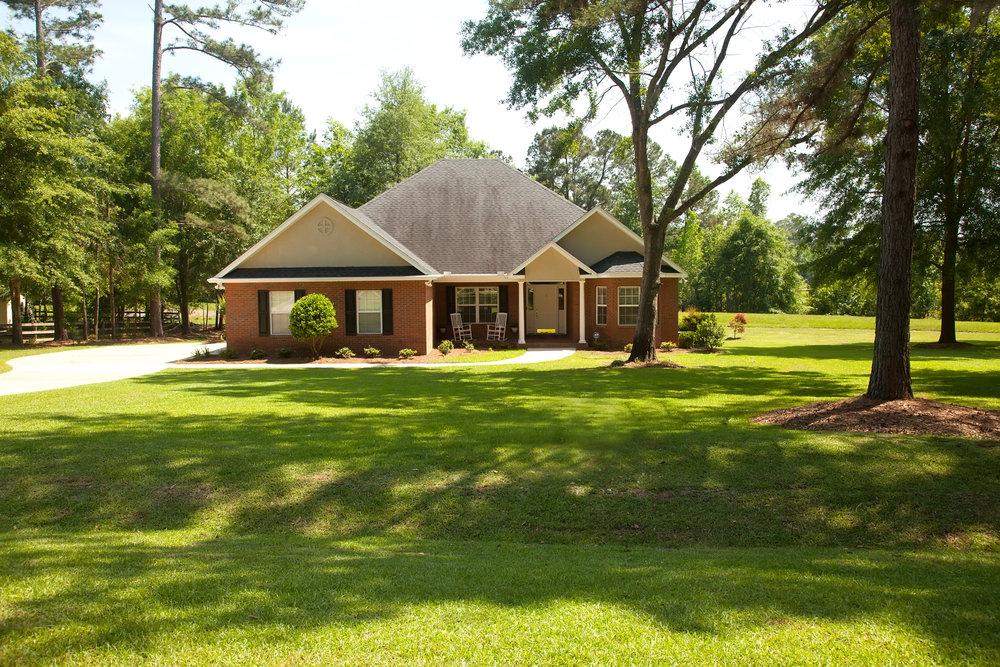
[557, 213, 643, 266]
[242, 203, 410, 269]
[524, 247, 582, 282]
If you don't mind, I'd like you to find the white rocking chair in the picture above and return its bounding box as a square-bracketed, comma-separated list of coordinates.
[487, 312, 507, 342]
[450, 312, 472, 342]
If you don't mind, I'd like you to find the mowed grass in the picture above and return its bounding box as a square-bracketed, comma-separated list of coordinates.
[1, 325, 999, 665]
[711, 312, 1000, 332]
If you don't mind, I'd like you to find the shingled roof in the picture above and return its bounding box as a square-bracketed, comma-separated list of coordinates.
[358, 159, 585, 274]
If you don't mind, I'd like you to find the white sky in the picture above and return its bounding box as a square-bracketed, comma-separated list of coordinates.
[1, 0, 816, 220]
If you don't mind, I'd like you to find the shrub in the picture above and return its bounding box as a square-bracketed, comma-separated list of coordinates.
[623, 343, 633, 353]
[364, 346, 381, 358]
[593, 341, 608, 351]
[250, 348, 268, 360]
[438, 340, 454, 355]
[335, 347, 355, 359]
[275, 347, 294, 359]
[289, 293, 337, 358]
[659, 341, 675, 351]
[463, 340, 475, 352]
[679, 307, 710, 332]
[398, 348, 418, 359]
[220, 347, 239, 360]
[693, 314, 726, 350]
[191, 346, 212, 360]
[678, 331, 695, 349]
[729, 313, 748, 338]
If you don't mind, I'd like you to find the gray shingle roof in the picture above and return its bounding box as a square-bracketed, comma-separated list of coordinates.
[590, 251, 680, 274]
[225, 267, 424, 280]
[358, 159, 585, 274]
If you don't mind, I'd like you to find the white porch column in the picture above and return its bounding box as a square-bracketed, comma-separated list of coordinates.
[577, 280, 586, 344]
[518, 280, 527, 345]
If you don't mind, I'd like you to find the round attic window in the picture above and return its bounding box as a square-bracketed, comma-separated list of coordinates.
[316, 217, 334, 236]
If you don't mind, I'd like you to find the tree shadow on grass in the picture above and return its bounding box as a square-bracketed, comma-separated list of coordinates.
[0, 534, 997, 664]
[1, 365, 997, 550]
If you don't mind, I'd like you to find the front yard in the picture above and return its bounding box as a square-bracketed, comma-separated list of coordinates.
[1, 324, 998, 665]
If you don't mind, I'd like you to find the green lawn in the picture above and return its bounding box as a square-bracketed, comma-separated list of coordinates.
[709, 311, 1000, 333]
[1, 326, 998, 665]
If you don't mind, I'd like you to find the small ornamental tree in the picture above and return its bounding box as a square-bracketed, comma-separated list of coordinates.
[289, 293, 337, 358]
[729, 313, 748, 338]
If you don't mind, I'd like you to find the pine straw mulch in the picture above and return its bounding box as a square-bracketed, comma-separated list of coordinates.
[752, 395, 1000, 441]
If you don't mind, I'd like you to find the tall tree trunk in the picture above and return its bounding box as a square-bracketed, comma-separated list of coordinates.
[867, 0, 920, 401]
[178, 252, 191, 335]
[628, 119, 661, 363]
[938, 214, 959, 344]
[94, 282, 100, 341]
[33, 0, 45, 74]
[149, 0, 165, 338]
[10, 276, 23, 346]
[52, 284, 66, 341]
[81, 289, 89, 340]
[215, 291, 223, 330]
[109, 256, 118, 339]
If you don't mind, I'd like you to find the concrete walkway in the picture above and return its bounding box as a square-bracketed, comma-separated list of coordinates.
[0, 344, 577, 396]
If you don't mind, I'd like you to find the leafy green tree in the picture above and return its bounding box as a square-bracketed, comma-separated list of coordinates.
[797, 8, 1000, 347]
[350, 68, 495, 205]
[695, 211, 805, 314]
[463, 0, 846, 362]
[1, 0, 102, 75]
[748, 178, 771, 218]
[148, 0, 304, 336]
[672, 212, 704, 308]
[0, 33, 104, 344]
[289, 293, 337, 358]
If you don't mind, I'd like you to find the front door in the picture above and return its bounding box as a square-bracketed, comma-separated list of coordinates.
[530, 284, 560, 334]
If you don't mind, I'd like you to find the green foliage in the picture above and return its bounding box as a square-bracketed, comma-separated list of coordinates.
[694, 212, 805, 314]
[398, 348, 417, 359]
[678, 331, 695, 349]
[289, 294, 337, 358]
[363, 346, 381, 359]
[335, 347, 355, 360]
[463, 340, 476, 352]
[679, 308, 709, 332]
[623, 343, 633, 353]
[219, 347, 238, 360]
[437, 340, 454, 355]
[191, 345, 212, 360]
[592, 341, 608, 351]
[659, 341, 675, 351]
[250, 348, 267, 360]
[693, 314, 726, 350]
[275, 347, 294, 359]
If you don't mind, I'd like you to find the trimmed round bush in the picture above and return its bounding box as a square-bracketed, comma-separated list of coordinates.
[289, 293, 337, 358]
[693, 314, 726, 351]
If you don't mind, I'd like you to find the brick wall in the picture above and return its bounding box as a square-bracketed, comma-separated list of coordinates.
[225, 280, 431, 357]
[582, 277, 680, 350]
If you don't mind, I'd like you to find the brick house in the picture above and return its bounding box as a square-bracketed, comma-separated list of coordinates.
[210, 159, 686, 356]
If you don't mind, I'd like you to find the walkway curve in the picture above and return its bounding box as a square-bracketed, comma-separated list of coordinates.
[0, 344, 577, 396]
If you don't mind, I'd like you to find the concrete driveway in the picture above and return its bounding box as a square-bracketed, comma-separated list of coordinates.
[0, 342, 224, 396]
[0, 344, 577, 396]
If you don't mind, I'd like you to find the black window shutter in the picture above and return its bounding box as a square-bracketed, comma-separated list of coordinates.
[499, 285, 508, 315]
[382, 289, 393, 335]
[294, 289, 306, 301]
[258, 290, 270, 335]
[345, 289, 357, 336]
[446, 285, 455, 315]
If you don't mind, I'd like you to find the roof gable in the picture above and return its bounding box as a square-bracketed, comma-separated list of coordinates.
[358, 159, 584, 274]
[211, 195, 435, 282]
[556, 209, 687, 277]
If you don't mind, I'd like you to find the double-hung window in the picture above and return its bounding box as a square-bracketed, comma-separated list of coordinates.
[618, 286, 639, 326]
[357, 290, 383, 334]
[596, 286, 607, 325]
[269, 291, 295, 335]
[456, 287, 498, 323]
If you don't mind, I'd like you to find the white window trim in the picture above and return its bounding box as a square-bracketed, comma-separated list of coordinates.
[596, 286, 607, 326]
[618, 286, 639, 327]
[455, 286, 499, 324]
[270, 290, 295, 336]
[357, 289, 383, 335]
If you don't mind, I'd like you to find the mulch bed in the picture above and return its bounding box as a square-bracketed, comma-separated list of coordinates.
[752, 395, 1000, 441]
[177, 348, 508, 365]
